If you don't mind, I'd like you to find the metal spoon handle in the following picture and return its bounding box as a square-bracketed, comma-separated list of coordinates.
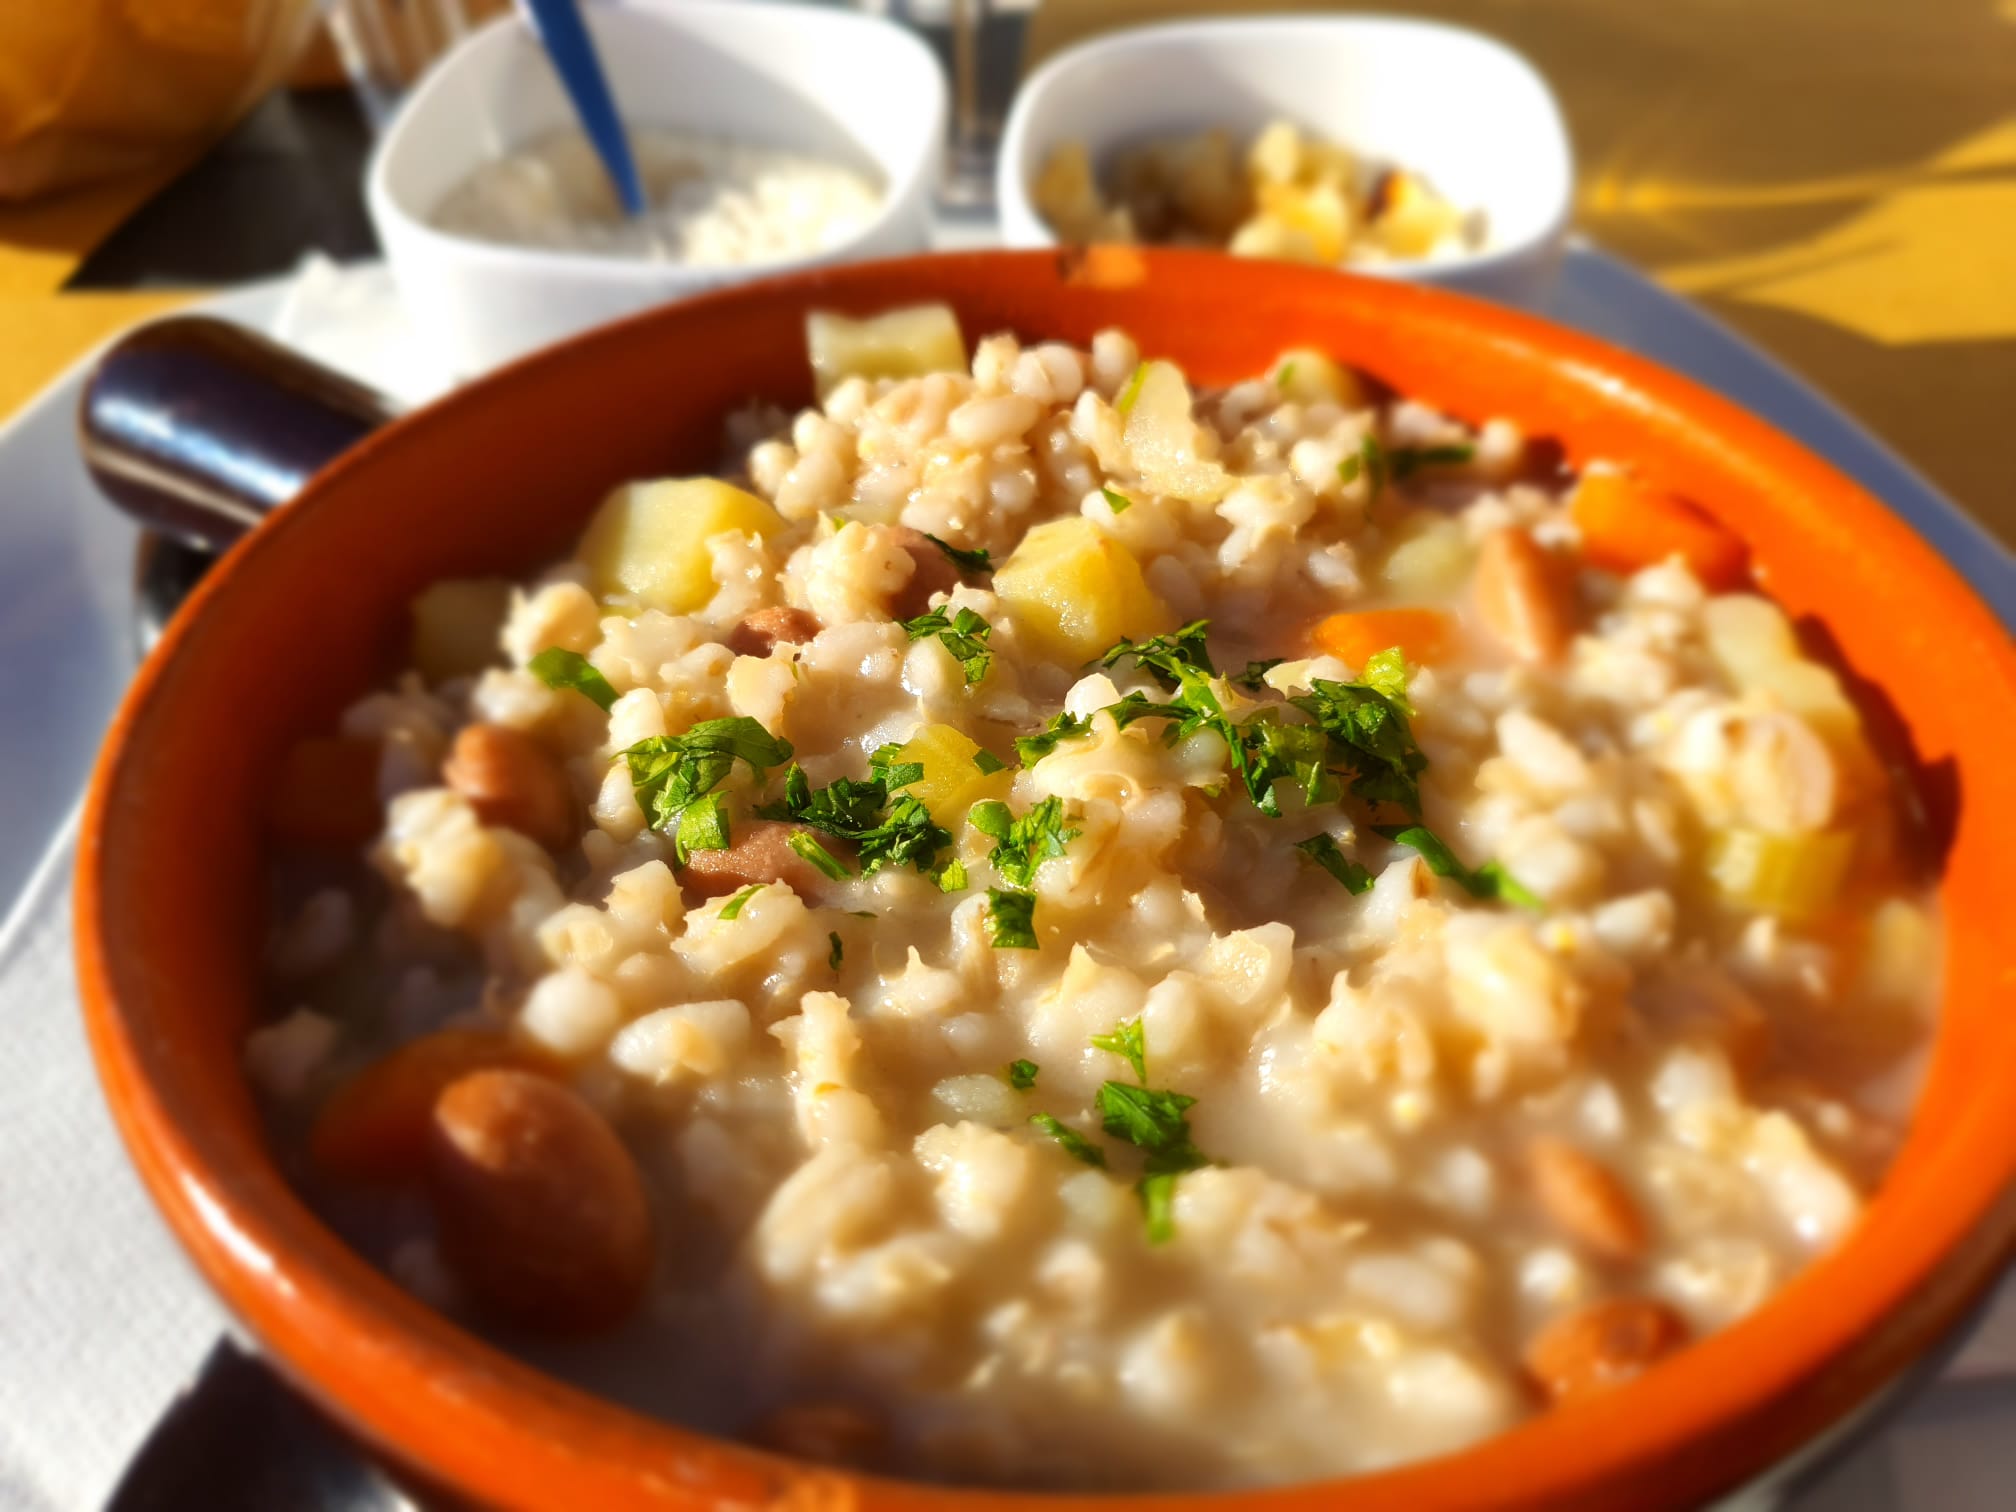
[80, 315, 397, 554]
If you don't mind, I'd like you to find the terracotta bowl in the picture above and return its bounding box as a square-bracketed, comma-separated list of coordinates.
[77, 250, 2016, 1509]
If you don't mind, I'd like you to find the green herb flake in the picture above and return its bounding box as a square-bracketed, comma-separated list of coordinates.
[924, 533, 993, 574]
[969, 795, 1079, 887]
[985, 888, 1040, 950]
[1233, 657, 1286, 692]
[1291, 669, 1426, 816]
[1377, 824, 1542, 909]
[624, 717, 794, 861]
[675, 790, 731, 858]
[868, 743, 925, 789]
[1115, 361, 1149, 415]
[1014, 710, 1093, 766]
[1275, 360, 1297, 390]
[1031, 1112, 1106, 1167]
[936, 856, 968, 893]
[1358, 645, 1414, 712]
[760, 764, 954, 878]
[1101, 485, 1133, 514]
[1089, 1017, 1148, 1082]
[902, 605, 994, 685]
[788, 830, 852, 881]
[971, 748, 1008, 775]
[1389, 442, 1476, 481]
[528, 647, 618, 712]
[1139, 1170, 1180, 1244]
[1338, 435, 1387, 499]
[1296, 833, 1375, 894]
[1095, 1081, 1206, 1170]
[1006, 1059, 1040, 1091]
[718, 883, 765, 921]
[828, 931, 843, 970]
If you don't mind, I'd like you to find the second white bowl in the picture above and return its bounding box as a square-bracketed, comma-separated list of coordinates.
[368, 0, 946, 376]
[997, 15, 1574, 308]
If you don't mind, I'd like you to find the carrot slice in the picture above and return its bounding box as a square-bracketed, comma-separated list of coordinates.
[1570, 472, 1749, 590]
[1310, 608, 1454, 668]
[310, 1028, 557, 1183]
[265, 737, 382, 850]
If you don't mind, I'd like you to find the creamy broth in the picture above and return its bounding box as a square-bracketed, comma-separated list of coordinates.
[251, 312, 1938, 1490]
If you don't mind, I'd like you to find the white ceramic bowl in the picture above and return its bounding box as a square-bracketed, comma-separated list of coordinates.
[997, 15, 1573, 308]
[367, 0, 946, 376]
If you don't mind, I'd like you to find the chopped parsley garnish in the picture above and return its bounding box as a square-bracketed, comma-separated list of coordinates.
[902, 605, 993, 685]
[1139, 1171, 1180, 1244]
[1031, 1113, 1106, 1167]
[761, 764, 955, 880]
[675, 791, 731, 858]
[1101, 485, 1133, 514]
[1296, 833, 1375, 893]
[1356, 646, 1414, 712]
[1337, 434, 1388, 498]
[828, 931, 843, 970]
[1291, 671, 1426, 816]
[1089, 1017, 1147, 1082]
[1275, 361, 1296, 389]
[1095, 618, 1218, 686]
[1389, 442, 1476, 480]
[985, 888, 1039, 949]
[1377, 824, 1542, 909]
[1015, 711, 1094, 766]
[971, 748, 1007, 775]
[1095, 1081, 1204, 1167]
[936, 856, 968, 892]
[924, 534, 992, 574]
[1233, 657, 1285, 691]
[528, 647, 618, 712]
[788, 830, 852, 880]
[718, 883, 764, 920]
[867, 743, 923, 789]
[1116, 361, 1149, 415]
[624, 717, 794, 862]
[969, 796, 1079, 887]
[1006, 1059, 1040, 1091]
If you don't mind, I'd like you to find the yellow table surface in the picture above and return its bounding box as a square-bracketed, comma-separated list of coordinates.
[4, 0, 2012, 544]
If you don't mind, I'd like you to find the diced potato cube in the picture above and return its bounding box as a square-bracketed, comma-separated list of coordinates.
[995, 516, 1174, 665]
[411, 577, 512, 682]
[891, 723, 1012, 827]
[1372, 172, 1464, 258]
[1860, 898, 1937, 1003]
[1247, 121, 1305, 187]
[1379, 513, 1475, 597]
[1704, 826, 1855, 919]
[1123, 360, 1232, 504]
[806, 305, 966, 398]
[1269, 349, 1365, 410]
[1229, 213, 1325, 266]
[1257, 180, 1351, 264]
[578, 477, 783, 615]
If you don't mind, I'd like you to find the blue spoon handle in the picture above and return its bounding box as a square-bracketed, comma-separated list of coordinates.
[519, 0, 646, 217]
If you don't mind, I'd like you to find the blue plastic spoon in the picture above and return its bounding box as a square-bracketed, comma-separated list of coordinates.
[518, 0, 646, 217]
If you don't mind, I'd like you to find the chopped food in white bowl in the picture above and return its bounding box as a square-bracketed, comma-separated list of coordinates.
[998, 15, 1574, 307]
